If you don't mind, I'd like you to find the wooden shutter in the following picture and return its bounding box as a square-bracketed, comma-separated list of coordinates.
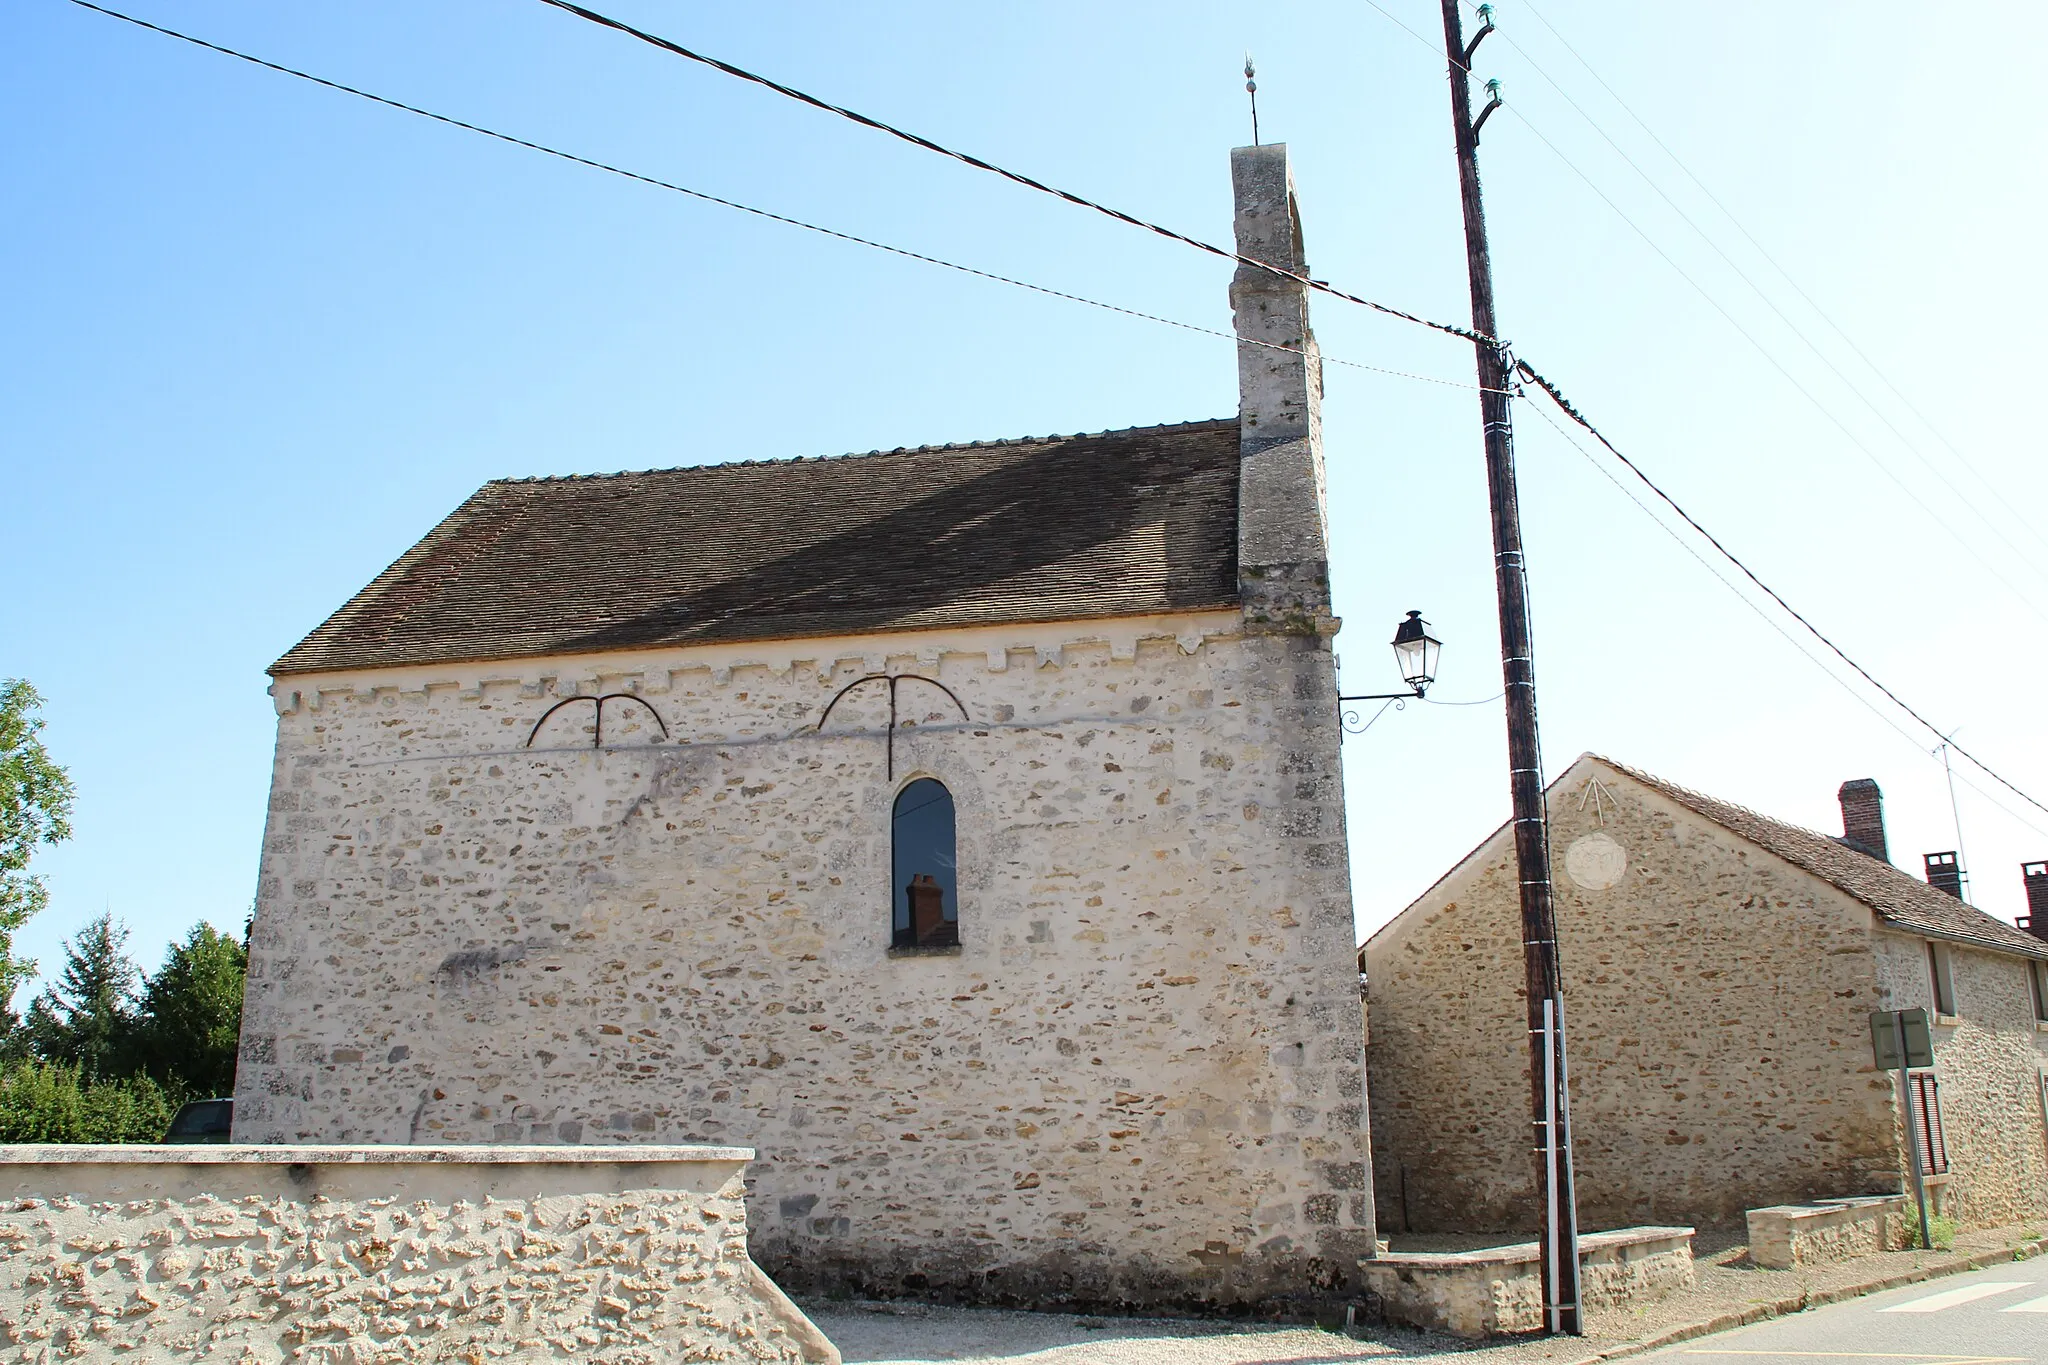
[1911, 1072, 1948, 1175]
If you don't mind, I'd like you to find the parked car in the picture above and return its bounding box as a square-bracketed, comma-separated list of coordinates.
[162, 1098, 232, 1144]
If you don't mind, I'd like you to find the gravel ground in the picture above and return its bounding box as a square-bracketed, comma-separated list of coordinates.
[799, 1222, 2047, 1365]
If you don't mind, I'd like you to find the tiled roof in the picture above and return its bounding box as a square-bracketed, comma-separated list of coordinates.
[1600, 756, 2048, 961]
[273, 419, 1243, 675]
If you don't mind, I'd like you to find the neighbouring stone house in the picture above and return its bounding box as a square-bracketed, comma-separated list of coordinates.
[1363, 753, 2048, 1235]
[234, 144, 1377, 1312]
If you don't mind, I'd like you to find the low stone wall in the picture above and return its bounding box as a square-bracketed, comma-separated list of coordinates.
[1747, 1196, 1909, 1269]
[1360, 1226, 1695, 1338]
[0, 1144, 838, 1364]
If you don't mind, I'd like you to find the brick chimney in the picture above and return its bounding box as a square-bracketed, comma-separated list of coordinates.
[1230, 143, 1331, 629]
[2022, 861, 2048, 940]
[1838, 778, 1889, 863]
[1923, 851, 1963, 899]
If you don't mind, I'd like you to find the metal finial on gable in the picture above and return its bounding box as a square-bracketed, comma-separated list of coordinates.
[1244, 55, 1259, 145]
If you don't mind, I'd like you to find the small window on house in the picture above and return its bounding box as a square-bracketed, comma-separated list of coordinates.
[2031, 960, 2048, 1024]
[1928, 941, 1956, 1017]
[892, 779, 958, 950]
[1909, 1072, 1949, 1175]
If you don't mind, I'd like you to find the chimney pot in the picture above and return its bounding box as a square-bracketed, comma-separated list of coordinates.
[2021, 861, 2048, 940]
[1923, 851, 1963, 899]
[1838, 778, 1889, 864]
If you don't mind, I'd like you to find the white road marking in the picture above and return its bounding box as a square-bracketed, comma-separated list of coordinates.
[1998, 1293, 2048, 1312]
[1682, 1353, 2023, 1363]
[1684, 1353, 2024, 1362]
[1878, 1282, 2029, 1313]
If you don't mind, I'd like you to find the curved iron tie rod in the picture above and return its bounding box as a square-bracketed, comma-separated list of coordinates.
[815, 674, 971, 781]
[524, 693, 671, 749]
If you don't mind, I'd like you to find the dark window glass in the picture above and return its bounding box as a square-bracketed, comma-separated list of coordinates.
[892, 779, 958, 948]
[166, 1099, 233, 1138]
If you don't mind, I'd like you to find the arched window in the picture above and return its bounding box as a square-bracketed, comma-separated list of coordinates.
[892, 779, 958, 949]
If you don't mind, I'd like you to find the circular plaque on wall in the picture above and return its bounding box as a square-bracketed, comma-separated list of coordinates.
[1563, 833, 1627, 891]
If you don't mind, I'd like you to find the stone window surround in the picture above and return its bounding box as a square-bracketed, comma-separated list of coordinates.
[1927, 939, 1958, 1020]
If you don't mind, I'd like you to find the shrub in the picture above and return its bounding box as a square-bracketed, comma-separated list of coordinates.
[0, 1061, 177, 1143]
[1901, 1206, 1959, 1251]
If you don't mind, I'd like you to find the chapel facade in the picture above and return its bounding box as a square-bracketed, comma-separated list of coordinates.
[234, 144, 1378, 1311]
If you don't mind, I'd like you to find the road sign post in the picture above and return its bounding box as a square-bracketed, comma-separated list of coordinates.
[1871, 1008, 1935, 1249]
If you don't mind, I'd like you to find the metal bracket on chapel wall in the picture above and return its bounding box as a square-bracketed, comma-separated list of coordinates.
[524, 693, 671, 749]
[815, 673, 970, 780]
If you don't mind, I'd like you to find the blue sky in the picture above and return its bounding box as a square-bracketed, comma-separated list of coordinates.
[6, 0, 2046, 992]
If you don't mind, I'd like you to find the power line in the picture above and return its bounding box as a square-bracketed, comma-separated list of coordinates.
[1466, 0, 2048, 584]
[70, 0, 2048, 827]
[529, 0, 1492, 346]
[1525, 391, 2048, 845]
[59, 0, 1491, 397]
[1364, 0, 2048, 623]
[1518, 358, 2048, 823]
[1514, 0, 2048, 564]
[545, 0, 2048, 823]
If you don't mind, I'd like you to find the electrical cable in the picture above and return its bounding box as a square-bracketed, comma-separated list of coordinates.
[534, 0, 2048, 827]
[70, 0, 2048, 830]
[1500, 107, 2048, 625]
[1460, 0, 2048, 584]
[1515, 0, 2048, 562]
[1424, 691, 1505, 707]
[1518, 359, 2048, 823]
[1526, 393, 2048, 845]
[528, 0, 1495, 347]
[59, 0, 1494, 396]
[1363, 0, 2048, 622]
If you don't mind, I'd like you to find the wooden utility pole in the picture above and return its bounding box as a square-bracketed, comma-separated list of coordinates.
[1437, 0, 1583, 1334]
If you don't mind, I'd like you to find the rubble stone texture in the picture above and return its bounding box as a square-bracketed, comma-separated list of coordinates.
[1360, 1225, 1695, 1338]
[1744, 1195, 1908, 1269]
[1364, 754, 2048, 1234]
[235, 611, 1371, 1309]
[235, 141, 1374, 1314]
[0, 1146, 835, 1363]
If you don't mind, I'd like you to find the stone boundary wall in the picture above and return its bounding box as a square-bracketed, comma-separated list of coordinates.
[0, 1144, 838, 1364]
[1360, 1226, 1696, 1339]
[1746, 1196, 1908, 1270]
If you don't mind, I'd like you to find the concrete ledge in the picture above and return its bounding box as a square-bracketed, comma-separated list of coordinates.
[1747, 1196, 1907, 1270]
[0, 1142, 835, 1363]
[1564, 1234, 2048, 1365]
[1362, 1227, 1695, 1339]
[0, 1142, 755, 1165]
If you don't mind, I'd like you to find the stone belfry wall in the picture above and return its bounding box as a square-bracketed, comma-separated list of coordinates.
[1227, 142, 1377, 1274]
[231, 144, 1374, 1314]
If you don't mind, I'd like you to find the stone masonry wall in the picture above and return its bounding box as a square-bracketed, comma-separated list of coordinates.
[0, 1145, 834, 1364]
[1364, 756, 1899, 1233]
[1870, 930, 2048, 1229]
[236, 610, 1373, 1311]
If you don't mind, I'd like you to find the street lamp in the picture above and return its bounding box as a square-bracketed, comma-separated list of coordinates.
[1390, 610, 1441, 694]
[1340, 610, 1442, 734]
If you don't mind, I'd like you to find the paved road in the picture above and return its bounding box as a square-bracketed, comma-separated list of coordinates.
[1636, 1255, 2048, 1365]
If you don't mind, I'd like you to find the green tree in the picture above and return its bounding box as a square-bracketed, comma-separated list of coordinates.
[24, 913, 139, 1078]
[132, 923, 246, 1097]
[0, 680, 76, 1029]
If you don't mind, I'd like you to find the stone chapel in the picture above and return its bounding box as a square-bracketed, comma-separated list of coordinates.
[235, 144, 1374, 1311]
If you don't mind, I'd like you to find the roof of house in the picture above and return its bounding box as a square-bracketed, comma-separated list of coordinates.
[1362, 753, 2048, 964]
[272, 419, 1243, 676]
[1598, 756, 2048, 960]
